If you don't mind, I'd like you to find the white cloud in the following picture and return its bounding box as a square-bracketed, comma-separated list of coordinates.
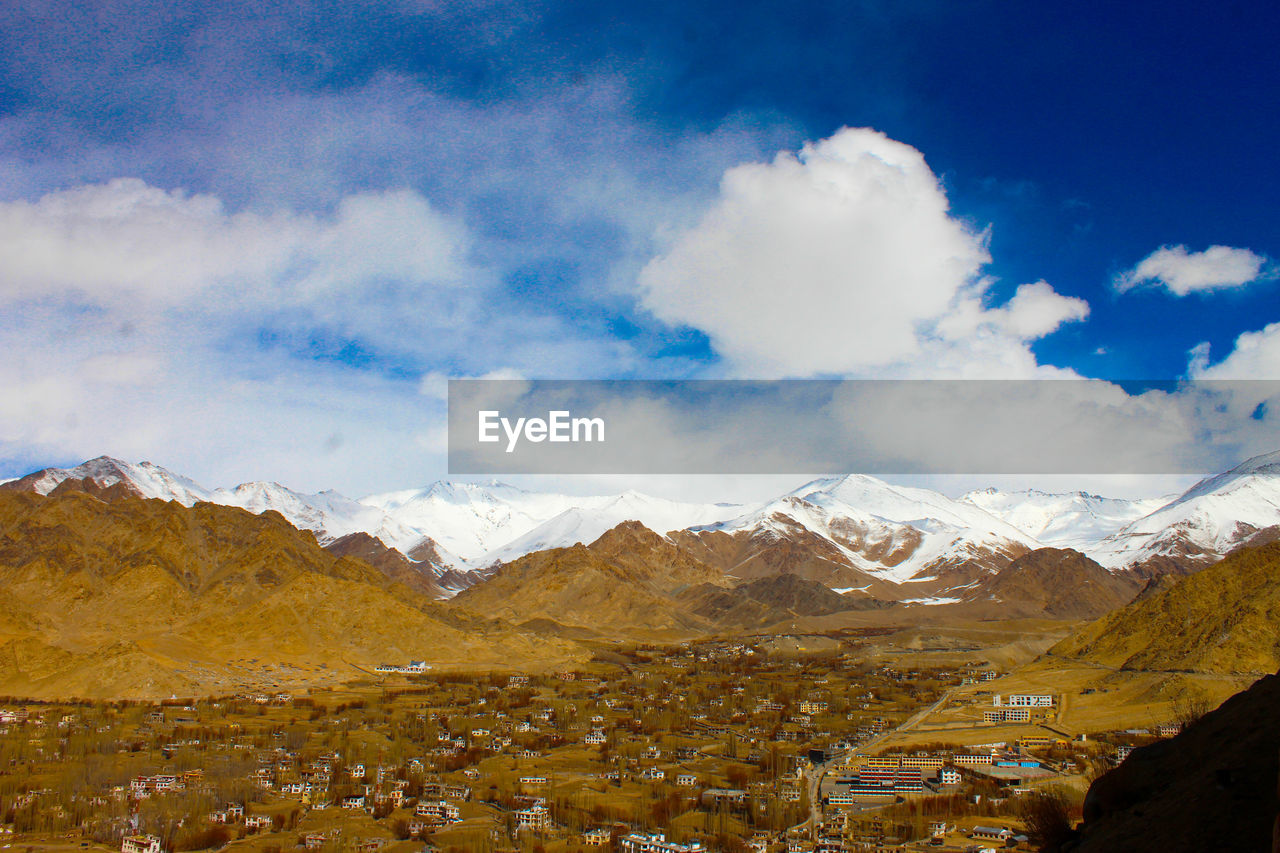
[986, 280, 1090, 339]
[1189, 322, 1280, 379]
[1115, 244, 1269, 296]
[925, 281, 1089, 378]
[0, 178, 641, 494]
[0, 178, 474, 311]
[637, 127, 1087, 377]
[0, 179, 290, 306]
[418, 368, 527, 402]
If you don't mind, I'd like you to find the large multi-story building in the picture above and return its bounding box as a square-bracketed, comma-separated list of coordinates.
[414, 800, 460, 824]
[617, 833, 706, 853]
[515, 804, 550, 831]
[993, 694, 1054, 708]
[984, 708, 1031, 723]
[837, 757, 926, 797]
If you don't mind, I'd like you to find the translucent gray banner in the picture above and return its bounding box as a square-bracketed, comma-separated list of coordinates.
[447, 379, 1280, 474]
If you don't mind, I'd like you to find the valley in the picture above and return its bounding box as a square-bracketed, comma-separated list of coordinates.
[2, 453, 1280, 851]
[0, 633, 1215, 853]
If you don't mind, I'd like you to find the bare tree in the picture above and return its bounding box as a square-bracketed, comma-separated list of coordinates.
[1172, 694, 1213, 734]
[1017, 785, 1082, 853]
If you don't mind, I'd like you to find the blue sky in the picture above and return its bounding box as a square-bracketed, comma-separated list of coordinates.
[0, 0, 1277, 496]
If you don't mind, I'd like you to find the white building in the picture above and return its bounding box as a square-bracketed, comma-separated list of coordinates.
[618, 833, 705, 853]
[415, 800, 461, 824]
[122, 836, 163, 853]
[993, 694, 1054, 708]
[515, 804, 550, 831]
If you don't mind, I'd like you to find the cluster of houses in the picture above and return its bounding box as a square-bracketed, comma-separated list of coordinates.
[783, 811, 1033, 852]
[828, 744, 1064, 805]
[0, 656, 1070, 853]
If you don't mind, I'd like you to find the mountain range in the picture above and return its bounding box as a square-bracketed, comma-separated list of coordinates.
[0, 487, 580, 698]
[5, 451, 1280, 695]
[8, 451, 1280, 604]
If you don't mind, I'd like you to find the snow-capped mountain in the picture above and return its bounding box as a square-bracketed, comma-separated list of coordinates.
[1088, 450, 1280, 570]
[695, 475, 1039, 586]
[10, 456, 213, 505]
[11, 451, 1280, 601]
[360, 481, 744, 566]
[0, 456, 449, 565]
[961, 488, 1168, 550]
[359, 481, 586, 561]
[471, 491, 747, 567]
[209, 482, 434, 556]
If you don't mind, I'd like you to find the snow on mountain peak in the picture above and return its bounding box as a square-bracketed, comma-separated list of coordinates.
[961, 487, 1167, 550]
[1164, 449, 1280, 506]
[22, 456, 214, 505]
[1088, 451, 1280, 569]
[360, 480, 746, 566]
[690, 473, 1039, 585]
[789, 473, 1039, 547]
[16, 450, 1280, 590]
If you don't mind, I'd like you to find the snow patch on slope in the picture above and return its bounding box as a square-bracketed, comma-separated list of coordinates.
[699, 474, 1038, 584]
[15, 457, 446, 563]
[1089, 450, 1280, 568]
[961, 487, 1167, 550]
[363, 483, 745, 565]
[25, 457, 213, 504]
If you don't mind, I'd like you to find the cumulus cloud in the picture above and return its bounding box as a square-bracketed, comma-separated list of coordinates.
[1115, 244, 1270, 296]
[0, 178, 472, 310]
[0, 178, 640, 493]
[637, 127, 1088, 377]
[986, 280, 1091, 339]
[1189, 322, 1280, 379]
[926, 281, 1090, 378]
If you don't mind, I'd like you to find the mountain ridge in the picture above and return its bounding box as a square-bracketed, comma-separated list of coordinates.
[0, 488, 582, 698]
[1051, 539, 1280, 674]
[10, 451, 1280, 602]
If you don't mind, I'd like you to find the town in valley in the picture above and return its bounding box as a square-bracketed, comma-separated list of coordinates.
[0, 634, 1201, 853]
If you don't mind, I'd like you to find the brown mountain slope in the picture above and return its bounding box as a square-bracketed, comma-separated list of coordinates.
[674, 584, 778, 628]
[1071, 669, 1280, 852]
[325, 531, 448, 598]
[452, 522, 732, 636]
[678, 573, 884, 628]
[586, 521, 727, 588]
[669, 526, 903, 599]
[0, 457, 144, 497]
[964, 547, 1141, 620]
[0, 491, 580, 698]
[1050, 540, 1280, 674]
